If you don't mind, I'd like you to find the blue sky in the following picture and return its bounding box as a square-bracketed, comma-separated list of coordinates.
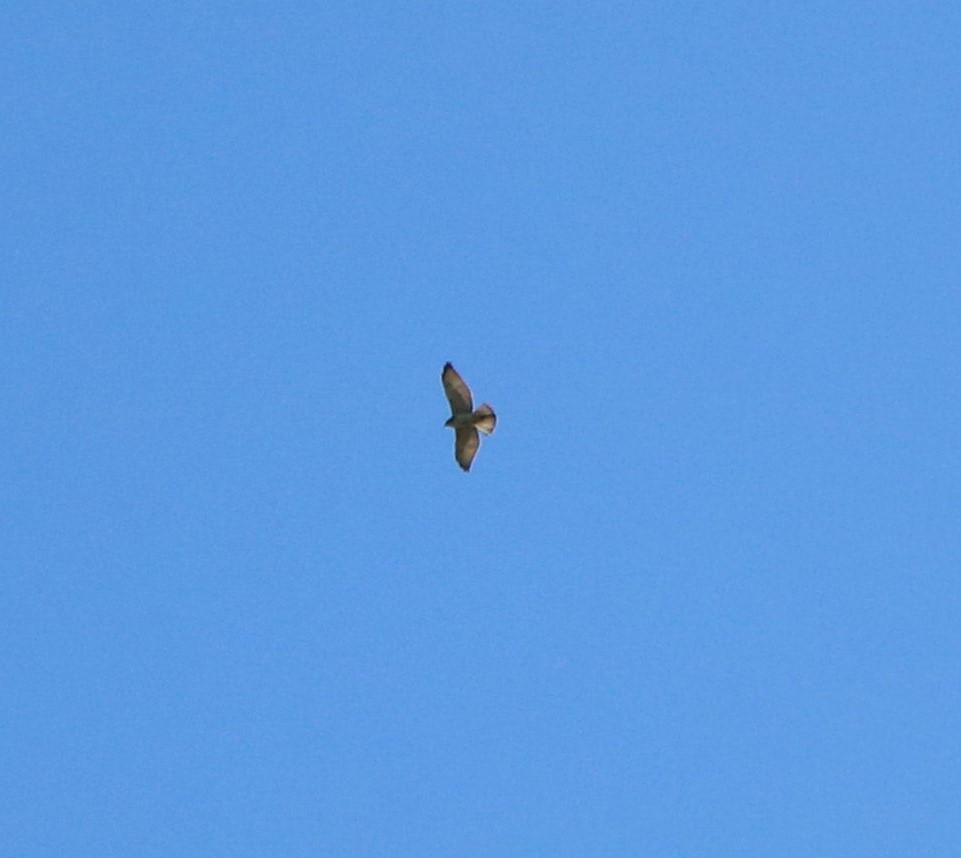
[2, 4, 959, 855]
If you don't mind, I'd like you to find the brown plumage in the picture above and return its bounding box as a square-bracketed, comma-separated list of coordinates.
[441, 363, 497, 471]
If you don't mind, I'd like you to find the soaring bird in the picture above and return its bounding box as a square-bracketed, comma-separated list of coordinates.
[441, 362, 496, 471]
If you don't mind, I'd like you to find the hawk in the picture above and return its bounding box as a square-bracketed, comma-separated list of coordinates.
[441, 362, 496, 471]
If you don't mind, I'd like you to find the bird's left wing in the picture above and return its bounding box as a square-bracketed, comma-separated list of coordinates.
[442, 362, 473, 415]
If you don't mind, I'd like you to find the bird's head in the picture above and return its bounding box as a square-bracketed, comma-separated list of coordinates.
[443, 416, 456, 428]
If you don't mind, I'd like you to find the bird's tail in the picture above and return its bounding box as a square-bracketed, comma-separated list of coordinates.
[473, 404, 496, 435]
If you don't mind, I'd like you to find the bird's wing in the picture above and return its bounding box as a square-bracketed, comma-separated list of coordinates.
[454, 426, 480, 472]
[442, 362, 473, 415]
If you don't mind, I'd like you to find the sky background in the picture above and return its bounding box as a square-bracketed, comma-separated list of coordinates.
[2, 3, 960, 856]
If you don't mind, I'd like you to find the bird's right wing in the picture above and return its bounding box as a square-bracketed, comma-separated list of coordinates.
[454, 426, 480, 471]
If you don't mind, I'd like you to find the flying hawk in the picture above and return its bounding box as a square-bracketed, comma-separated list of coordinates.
[441, 362, 496, 471]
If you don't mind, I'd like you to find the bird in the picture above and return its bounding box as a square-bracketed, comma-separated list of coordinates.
[441, 362, 496, 471]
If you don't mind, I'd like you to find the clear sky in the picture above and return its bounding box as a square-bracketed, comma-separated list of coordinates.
[3, 4, 959, 856]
